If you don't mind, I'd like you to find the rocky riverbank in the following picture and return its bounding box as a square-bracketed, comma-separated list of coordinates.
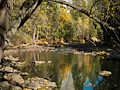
[4, 44, 56, 54]
[3, 43, 120, 59]
[0, 55, 57, 90]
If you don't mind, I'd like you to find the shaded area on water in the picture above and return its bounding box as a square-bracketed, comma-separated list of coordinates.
[11, 48, 120, 90]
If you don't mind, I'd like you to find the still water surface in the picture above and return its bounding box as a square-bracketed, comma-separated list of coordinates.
[14, 48, 120, 90]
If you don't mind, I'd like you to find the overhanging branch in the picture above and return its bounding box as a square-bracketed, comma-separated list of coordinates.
[18, 0, 43, 29]
[7, 0, 43, 37]
[46, 0, 116, 30]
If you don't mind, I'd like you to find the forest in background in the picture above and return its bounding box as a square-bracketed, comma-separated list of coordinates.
[8, 0, 119, 47]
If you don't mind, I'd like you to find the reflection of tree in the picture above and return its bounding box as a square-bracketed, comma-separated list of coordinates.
[60, 69, 75, 90]
[72, 55, 101, 90]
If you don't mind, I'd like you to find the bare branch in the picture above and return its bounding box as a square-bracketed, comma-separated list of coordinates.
[18, 0, 43, 29]
[45, 0, 117, 31]
[89, 0, 100, 15]
[45, 0, 90, 16]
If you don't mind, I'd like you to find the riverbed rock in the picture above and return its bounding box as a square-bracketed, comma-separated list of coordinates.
[0, 81, 22, 90]
[3, 55, 19, 62]
[4, 73, 24, 85]
[11, 62, 26, 68]
[99, 70, 112, 76]
[32, 61, 52, 65]
[19, 72, 29, 76]
[1, 55, 19, 67]
[24, 77, 57, 90]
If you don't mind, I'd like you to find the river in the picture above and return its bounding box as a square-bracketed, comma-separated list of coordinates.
[12, 48, 120, 90]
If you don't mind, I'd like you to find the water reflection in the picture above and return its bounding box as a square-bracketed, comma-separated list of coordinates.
[60, 65, 75, 90]
[13, 48, 120, 90]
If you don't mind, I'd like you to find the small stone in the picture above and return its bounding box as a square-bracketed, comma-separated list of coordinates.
[0, 81, 10, 90]
[24, 77, 56, 89]
[0, 66, 20, 73]
[48, 61, 52, 63]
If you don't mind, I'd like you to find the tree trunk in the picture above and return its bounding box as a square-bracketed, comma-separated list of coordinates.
[0, 27, 5, 62]
[36, 30, 39, 41]
[33, 25, 36, 44]
[0, 0, 13, 62]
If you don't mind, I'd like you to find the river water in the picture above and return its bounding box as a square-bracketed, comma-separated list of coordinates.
[14, 48, 120, 90]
